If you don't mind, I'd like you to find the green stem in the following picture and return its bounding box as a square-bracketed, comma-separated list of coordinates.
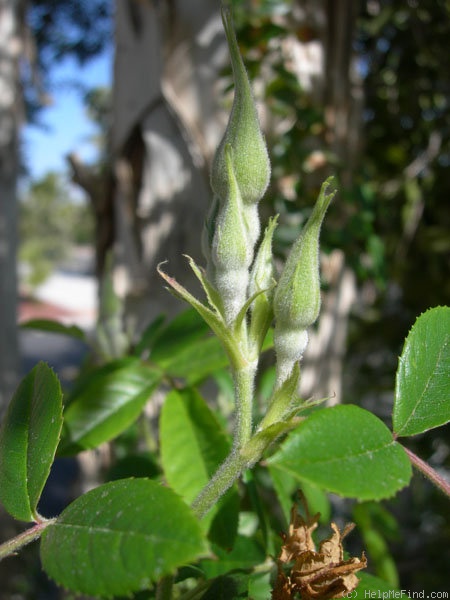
[403, 445, 450, 499]
[191, 337, 256, 520]
[232, 362, 257, 450]
[191, 450, 246, 519]
[0, 519, 55, 562]
[155, 574, 174, 600]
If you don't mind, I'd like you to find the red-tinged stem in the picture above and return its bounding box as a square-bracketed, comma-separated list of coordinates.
[402, 445, 450, 499]
[0, 519, 55, 562]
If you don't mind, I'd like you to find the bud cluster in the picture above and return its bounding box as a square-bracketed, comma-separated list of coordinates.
[159, 3, 336, 506]
[206, 7, 270, 325]
[202, 6, 335, 389]
[165, 5, 335, 436]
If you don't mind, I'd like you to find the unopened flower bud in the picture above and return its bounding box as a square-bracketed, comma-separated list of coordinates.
[274, 177, 335, 330]
[212, 145, 253, 323]
[211, 7, 270, 208]
[273, 177, 336, 386]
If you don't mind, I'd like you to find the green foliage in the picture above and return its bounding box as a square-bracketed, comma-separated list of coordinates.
[353, 502, 400, 587]
[393, 306, 450, 437]
[268, 405, 412, 501]
[193, 569, 270, 600]
[358, 0, 450, 305]
[355, 573, 410, 599]
[40, 479, 209, 597]
[200, 534, 265, 579]
[148, 309, 229, 385]
[268, 466, 331, 526]
[5, 299, 444, 596]
[0, 363, 63, 522]
[20, 319, 86, 341]
[160, 388, 240, 546]
[59, 359, 161, 455]
[2, 4, 449, 598]
[160, 388, 230, 504]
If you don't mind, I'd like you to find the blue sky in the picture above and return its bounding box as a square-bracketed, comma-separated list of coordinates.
[22, 51, 112, 182]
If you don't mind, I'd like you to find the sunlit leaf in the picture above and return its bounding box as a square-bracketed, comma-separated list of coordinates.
[40, 479, 209, 597]
[393, 306, 450, 437]
[268, 405, 411, 501]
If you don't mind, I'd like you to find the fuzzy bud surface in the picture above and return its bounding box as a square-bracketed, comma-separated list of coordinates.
[211, 7, 270, 208]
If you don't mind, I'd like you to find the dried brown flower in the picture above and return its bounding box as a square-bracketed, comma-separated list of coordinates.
[272, 501, 367, 600]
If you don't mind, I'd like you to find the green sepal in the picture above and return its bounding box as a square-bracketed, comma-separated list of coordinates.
[248, 216, 278, 300]
[258, 363, 301, 430]
[158, 263, 243, 369]
[248, 279, 276, 357]
[212, 145, 252, 272]
[240, 419, 298, 465]
[185, 255, 224, 316]
[202, 193, 220, 267]
[248, 215, 278, 354]
[233, 285, 274, 352]
[211, 145, 254, 324]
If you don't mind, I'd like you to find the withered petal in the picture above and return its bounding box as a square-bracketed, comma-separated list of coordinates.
[273, 499, 367, 600]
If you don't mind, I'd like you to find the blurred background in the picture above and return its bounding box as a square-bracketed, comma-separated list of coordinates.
[0, 0, 449, 597]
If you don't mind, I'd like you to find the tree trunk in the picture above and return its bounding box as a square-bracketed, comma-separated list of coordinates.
[111, 0, 362, 402]
[0, 0, 21, 415]
[112, 0, 225, 334]
[324, 0, 362, 187]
